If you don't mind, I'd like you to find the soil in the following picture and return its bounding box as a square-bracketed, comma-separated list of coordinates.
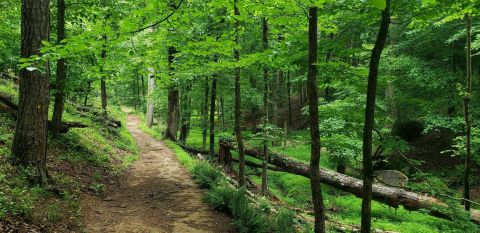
[82, 115, 235, 233]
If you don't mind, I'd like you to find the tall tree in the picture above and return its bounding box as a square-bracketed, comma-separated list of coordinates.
[100, 35, 108, 112]
[12, 0, 51, 184]
[202, 77, 209, 149]
[146, 67, 155, 128]
[463, 13, 472, 211]
[361, 1, 391, 232]
[261, 17, 269, 196]
[307, 6, 326, 233]
[209, 73, 217, 155]
[51, 0, 67, 134]
[165, 46, 179, 141]
[234, 0, 246, 186]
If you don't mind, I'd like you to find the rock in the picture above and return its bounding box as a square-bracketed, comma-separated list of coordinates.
[374, 170, 408, 188]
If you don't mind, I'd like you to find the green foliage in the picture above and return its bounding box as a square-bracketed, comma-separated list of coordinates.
[272, 208, 297, 233]
[192, 161, 223, 189]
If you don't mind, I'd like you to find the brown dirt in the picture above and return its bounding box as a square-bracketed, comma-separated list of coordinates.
[82, 115, 234, 233]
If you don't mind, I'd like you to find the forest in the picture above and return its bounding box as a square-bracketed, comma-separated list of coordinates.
[1, 0, 480, 232]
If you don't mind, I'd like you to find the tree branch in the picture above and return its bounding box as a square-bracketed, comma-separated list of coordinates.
[127, 0, 184, 34]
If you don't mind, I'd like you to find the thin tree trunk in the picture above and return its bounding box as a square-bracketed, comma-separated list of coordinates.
[307, 7, 326, 233]
[179, 84, 192, 145]
[234, 0, 246, 186]
[146, 68, 155, 127]
[141, 75, 145, 99]
[250, 76, 257, 133]
[220, 93, 226, 131]
[12, 0, 51, 184]
[209, 75, 217, 156]
[361, 2, 390, 233]
[463, 13, 472, 211]
[165, 46, 179, 141]
[100, 35, 107, 113]
[84, 81, 91, 107]
[262, 17, 269, 196]
[287, 71, 292, 125]
[51, 0, 66, 134]
[325, 33, 333, 102]
[202, 77, 209, 149]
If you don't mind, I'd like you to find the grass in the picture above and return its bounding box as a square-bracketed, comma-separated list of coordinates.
[0, 82, 139, 230]
[176, 125, 476, 232]
[137, 114, 300, 233]
[132, 110, 478, 232]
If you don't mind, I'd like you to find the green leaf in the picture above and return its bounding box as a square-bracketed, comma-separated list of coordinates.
[368, 0, 386, 10]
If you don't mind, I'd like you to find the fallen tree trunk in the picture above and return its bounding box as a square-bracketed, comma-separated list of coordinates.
[219, 141, 480, 223]
[1, 93, 88, 134]
[72, 104, 121, 128]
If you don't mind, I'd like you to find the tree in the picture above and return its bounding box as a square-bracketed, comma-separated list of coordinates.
[51, 0, 67, 134]
[361, 1, 391, 232]
[261, 17, 269, 196]
[234, 0, 246, 186]
[463, 13, 472, 211]
[146, 67, 155, 128]
[165, 46, 179, 141]
[12, 0, 51, 184]
[307, 6, 326, 233]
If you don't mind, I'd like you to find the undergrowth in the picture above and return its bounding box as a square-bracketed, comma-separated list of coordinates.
[0, 97, 139, 231]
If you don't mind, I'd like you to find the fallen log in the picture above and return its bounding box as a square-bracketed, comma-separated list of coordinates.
[0, 93, 18, 111]
[73, 105, 121, 128]
[219, 141, 480, 223]
[1, 92, 88, 133]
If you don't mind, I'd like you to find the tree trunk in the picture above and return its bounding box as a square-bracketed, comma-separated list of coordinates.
[234, 0, 246, 186]
[146, 68, 155, 128]
[307, 7, 326, 233]
[262, 17, 270, 196]
[165, 46, 179, 141]
[179, 84, 192, 145]
[209, 75, 217, 155]
[100, 35, 108, 113]
[202, 77, 209, 149]
[463, 13, 472, 211]
[51, 0, 66, 134]
[361, 2, 390, 233]
[220, 93, 226, 131]
[250, 76, 257, 133]
[84, 81, 91, 107]
[287, 71, 292, 125]
[12, 0, 51, 184]
[325, 33, 334, 102]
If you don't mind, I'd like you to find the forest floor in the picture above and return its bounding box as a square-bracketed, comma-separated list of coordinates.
[82, 115, 234, 233]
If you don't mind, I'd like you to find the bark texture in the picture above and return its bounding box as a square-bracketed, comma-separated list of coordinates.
[165, 46, 179, 141]
[12, 0, 51, 184]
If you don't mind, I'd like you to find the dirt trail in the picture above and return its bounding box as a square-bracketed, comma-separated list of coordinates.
[82, 115, 234, 233]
